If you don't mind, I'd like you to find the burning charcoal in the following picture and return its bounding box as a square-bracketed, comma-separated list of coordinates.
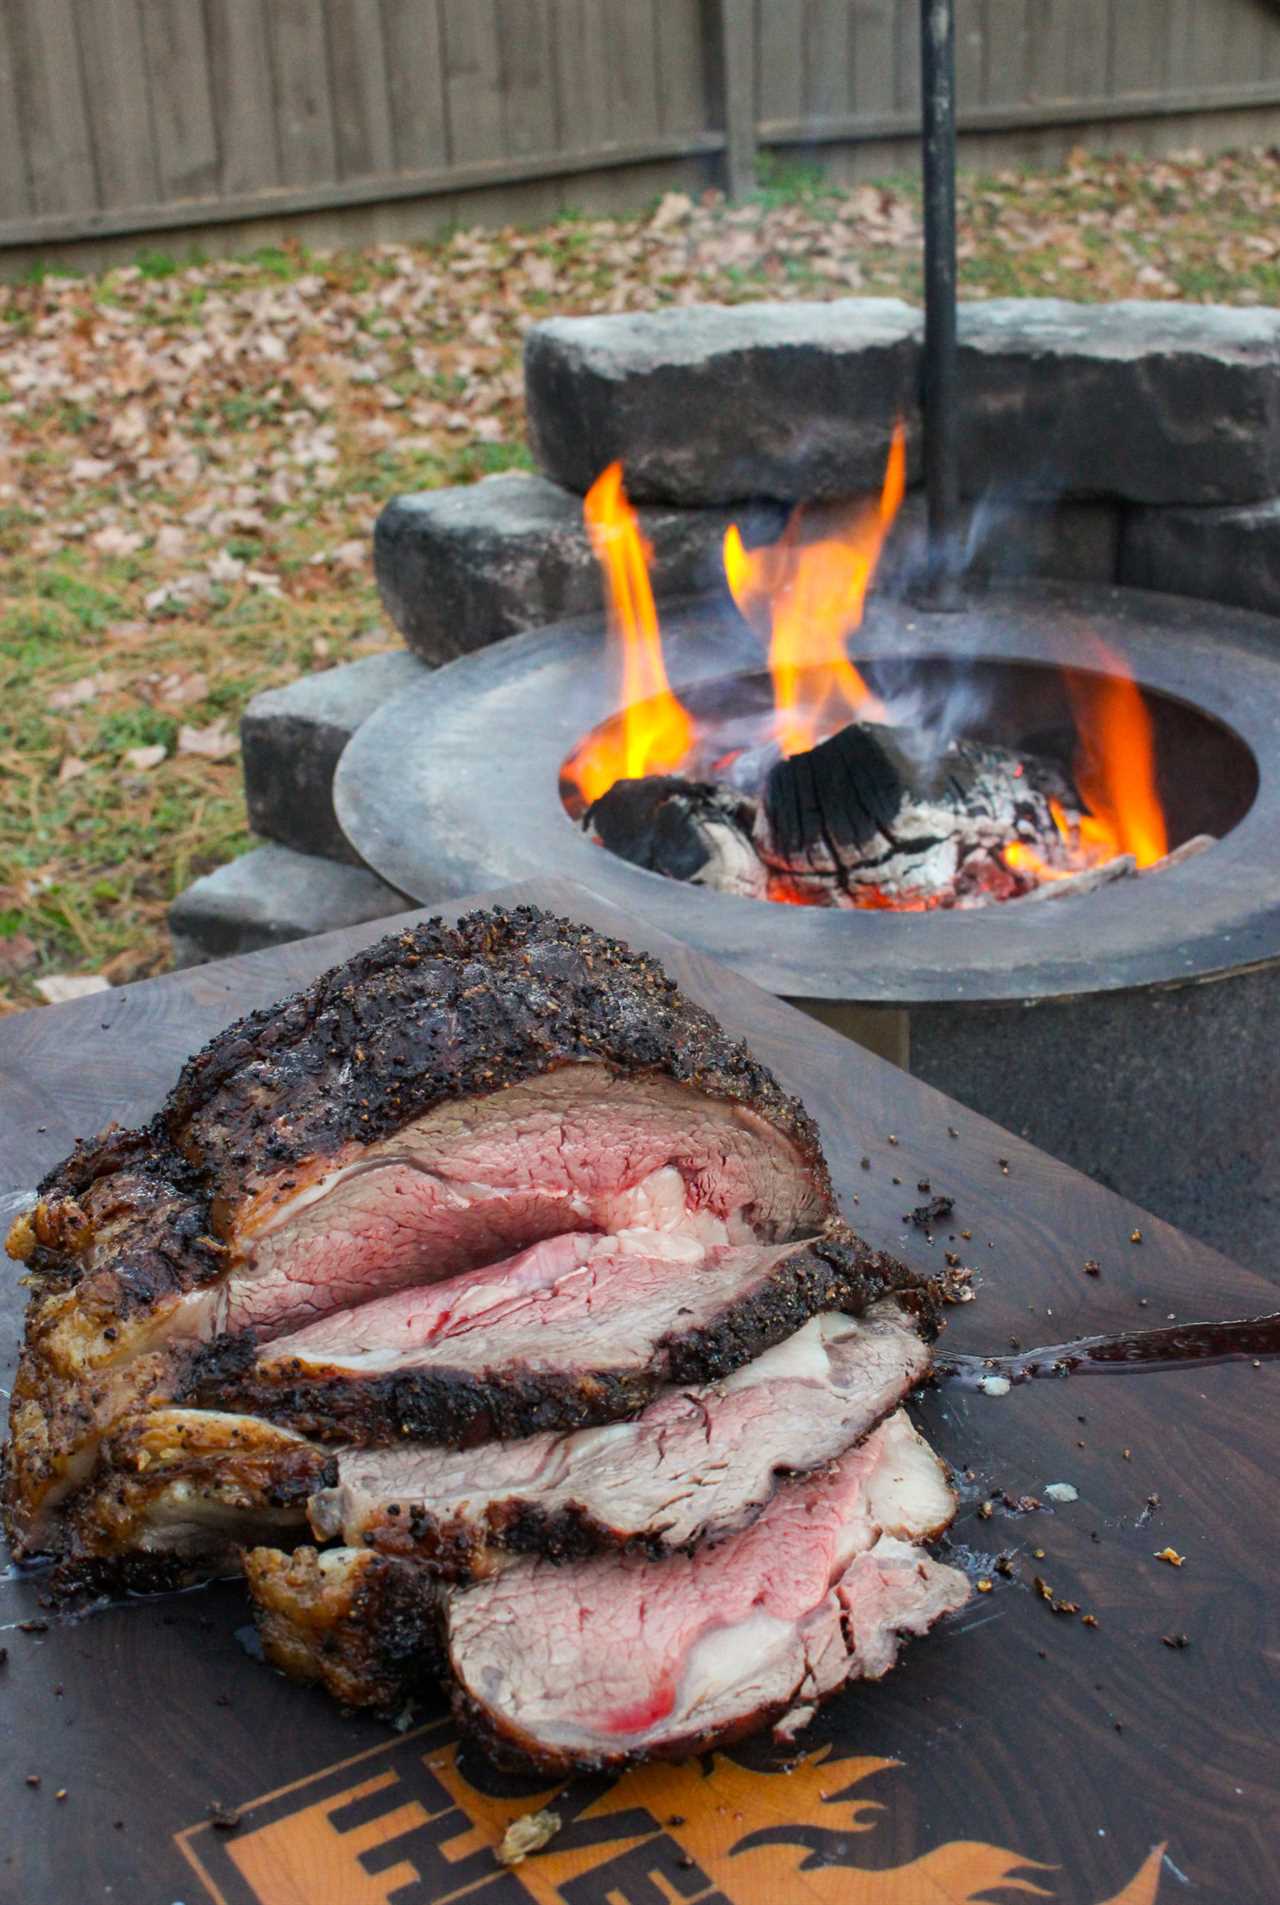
[763, 722, 905, 866]
[586, 777, 765, 899]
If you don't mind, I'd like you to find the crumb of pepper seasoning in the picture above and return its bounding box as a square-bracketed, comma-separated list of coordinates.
[887, 1134, 898, 1145]
[977, 1500, 994, 1519]
[25, 1775, 40, 1788]
[1082, 1614, 1099, 1628]
[1130, 1229, 1143, 1243]
[998, 1159, 1009, 1174]
[891, 1175, 901, 1185]
[1122, 1448, 1132, 1460]
[666, 1815, 686, 1827]
[860, 1157, 870, 1169]
[1161, 1633, 1191, 1649]
[1154, 1547, 1185, 1567]
[1083, 1259, 1100, 1276]
[977, 1579, 993, 1593]
[961, 1229, 972, 1239]
[948, 1126, 958, 1138]
[995, 1555, 1015, 1577]
[209, 1804, 242, 1832]
[55, 1789, 67, 1803]
[18, 1621, 48, 1634]
[1033, 1548, 1046, 1559]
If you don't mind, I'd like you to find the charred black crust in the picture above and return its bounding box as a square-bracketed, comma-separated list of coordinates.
[188, 1353, 658, 1451]
[163, 905, 831, 1204]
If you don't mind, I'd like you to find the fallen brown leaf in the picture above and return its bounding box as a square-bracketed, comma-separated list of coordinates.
[0, 935, 37, 978]
[48, 673, 122, 712]
[122, 744, 167, 771]
[178, 721, 239, 761]
[57, 755, 90, 786]
[34, 974, 111, 1005]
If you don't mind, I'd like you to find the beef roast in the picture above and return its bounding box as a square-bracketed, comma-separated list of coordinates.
[3, 905, 965, 1777]
[4, 908, 840, 1554]
[311, 1305, 929, 1574]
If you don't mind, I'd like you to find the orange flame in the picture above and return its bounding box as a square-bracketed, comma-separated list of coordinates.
[1065, 654, 1168, 867]
[723, 424, 906, 757]
[568, 462, 695, 804]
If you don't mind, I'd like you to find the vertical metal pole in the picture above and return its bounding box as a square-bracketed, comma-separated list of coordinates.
[920, 0, 961, 609]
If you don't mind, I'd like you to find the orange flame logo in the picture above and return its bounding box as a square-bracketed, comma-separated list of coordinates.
[723, 424, 906, 757]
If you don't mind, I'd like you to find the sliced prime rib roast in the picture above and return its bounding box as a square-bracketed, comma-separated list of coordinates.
[3, 905, 966, 1772]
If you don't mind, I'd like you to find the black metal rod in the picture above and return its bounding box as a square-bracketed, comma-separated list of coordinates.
[920, 0, 961, 609]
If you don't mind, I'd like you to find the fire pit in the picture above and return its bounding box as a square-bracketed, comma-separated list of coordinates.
[335, 576, 1280, 1271]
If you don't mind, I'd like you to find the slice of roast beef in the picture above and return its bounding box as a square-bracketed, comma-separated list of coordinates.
[311, 1305, 930, 1574]
[4, 907, 842, 1555]
[190, 1225, 932, 1448]
[446, 1411, 968, 1772]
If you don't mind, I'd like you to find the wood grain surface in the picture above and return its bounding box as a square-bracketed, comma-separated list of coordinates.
[0, 878, 1274, 1905]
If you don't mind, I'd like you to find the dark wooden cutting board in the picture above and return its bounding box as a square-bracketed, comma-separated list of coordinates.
[0, 878, 1274, 1905]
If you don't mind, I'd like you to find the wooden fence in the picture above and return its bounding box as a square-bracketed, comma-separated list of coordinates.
[2, 0, 1279, 256]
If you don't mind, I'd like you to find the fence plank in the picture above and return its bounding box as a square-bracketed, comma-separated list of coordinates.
[1030, 0, 1111, 105]
[722, 0, 758, 195]
[0, 6, 30, 222]
[981, 0, 1032, 108]
[139, 0, 220, 203]
[757, 0, 807, 128]
[551, 0, 610, 154]
[440, 0, 503, 166]
[954, 0, 986, 114]
[605, 0, 662, 145]
[10, 0, 97, 216]
[1109, 0, 1169, 99]
[269, 0, 339, 187]
[380, 0, 449, 174]
[895, 0, 922, 115]
[655, 0, 708, 137]
[76, 0, 158, 214]
[852, 0, 897, 117]
[326, 0, 395, 181]
[497, 0, 557, 158]
[806, 0, 851, 125]
[205, 0, 280, 200]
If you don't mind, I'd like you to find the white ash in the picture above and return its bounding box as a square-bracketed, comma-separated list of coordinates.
[1044, 1482, 1079, 1502]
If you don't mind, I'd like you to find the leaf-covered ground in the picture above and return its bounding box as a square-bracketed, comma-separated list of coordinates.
[3, 145, 1279, 1011]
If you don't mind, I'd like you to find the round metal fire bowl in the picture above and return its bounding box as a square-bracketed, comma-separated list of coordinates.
[336, 579, 1280, 1009]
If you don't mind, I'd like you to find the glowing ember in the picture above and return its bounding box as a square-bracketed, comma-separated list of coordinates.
[722, 425, 906, 757]
[568, 462, 695, 804]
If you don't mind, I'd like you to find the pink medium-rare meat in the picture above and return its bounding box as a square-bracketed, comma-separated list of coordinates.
[311, 1306, 930, 1573]
[191, 1224, 930, 1448]
[5, 907, 847, 1557]
[223, 1070, 828, 1340]
[444, 1410, 968, 1771]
